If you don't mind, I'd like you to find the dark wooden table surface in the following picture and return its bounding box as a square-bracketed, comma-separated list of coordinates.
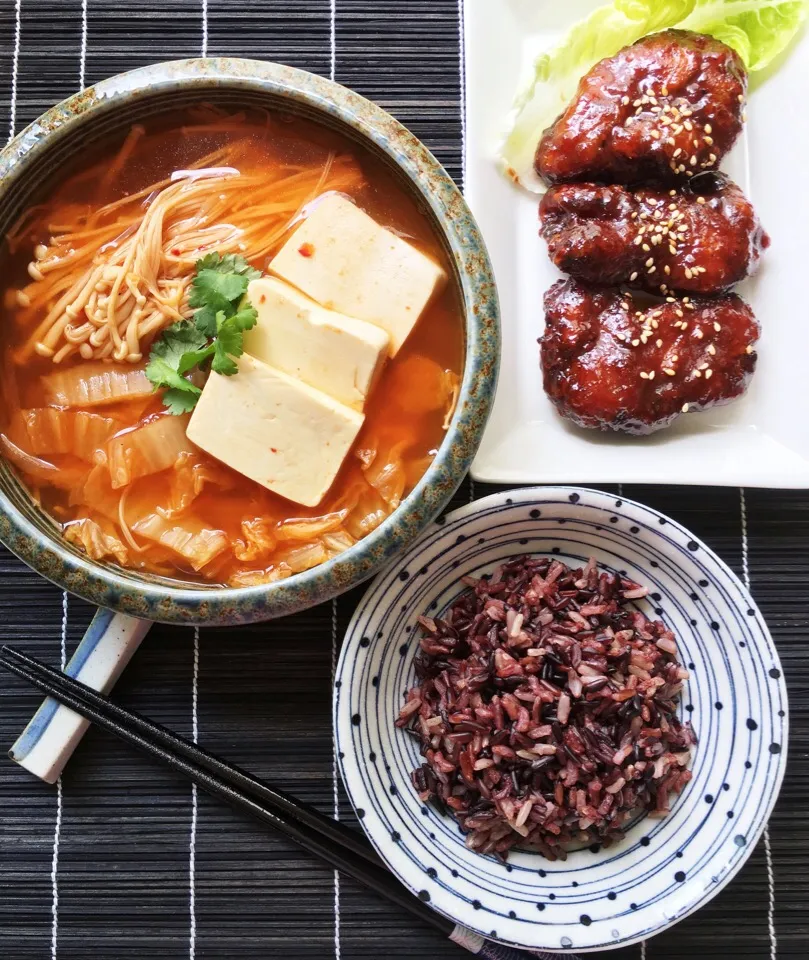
[0, 2, 807, 958]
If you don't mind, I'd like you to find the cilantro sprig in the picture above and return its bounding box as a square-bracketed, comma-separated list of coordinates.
[146, 253, 261, 414]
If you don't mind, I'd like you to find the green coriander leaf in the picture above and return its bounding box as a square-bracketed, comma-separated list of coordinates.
[163, 388, 202, 415]
[148, 251, 260, 411]
[191, 268, 249, 307]
[211, 340, 239, 376]
[145, 354, 201, 394]
[195, 252, 260, 280]
[149, 321, 208, 369]
[177, 342, 215, 375]
[193, 304, 220, 337]
[225, 304, 258, 332]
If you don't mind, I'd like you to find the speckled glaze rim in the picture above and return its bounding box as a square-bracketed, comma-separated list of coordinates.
[0, 58, 500, 626]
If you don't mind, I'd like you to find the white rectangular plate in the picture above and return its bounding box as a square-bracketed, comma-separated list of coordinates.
[465, 0, 809, 487]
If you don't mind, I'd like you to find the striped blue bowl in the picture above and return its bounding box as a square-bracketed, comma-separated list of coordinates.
[334, 486, 788, 953]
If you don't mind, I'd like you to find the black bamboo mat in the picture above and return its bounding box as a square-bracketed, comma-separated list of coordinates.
[0, 2, 807, 958]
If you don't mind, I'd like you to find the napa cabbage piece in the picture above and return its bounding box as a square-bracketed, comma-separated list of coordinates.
[64, 517, 129, 566]
[43, 361, 154, 406]
[0, 434, 88, 490]
[363, 443, 408, 509]
[322, 528, 356, 557]
[388, 355, 457, 415]
[344, 487, 389, 539]
[131, 513, 229, 570]
[108, 415, 196, 489]
[499, 0, 809, 192]
[230, 564, 293, 587]
[275, 511, 348, 542]
[160, 454, 235, 518]
[279, 541, 329, 574]
[17, 408, 120, 462]
[234, 518, 278, 563]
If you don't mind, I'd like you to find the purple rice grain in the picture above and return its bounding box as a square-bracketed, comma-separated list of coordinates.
[396, 556, 696, 860]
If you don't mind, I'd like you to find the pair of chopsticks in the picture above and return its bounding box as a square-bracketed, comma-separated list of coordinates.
[0, 645, 580, 960]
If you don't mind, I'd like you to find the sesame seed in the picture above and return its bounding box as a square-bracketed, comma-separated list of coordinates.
[622, 95, 630, 106]
[695, 328, 704, 339]
[738, 94, 744, 102]
[641, 334, 649, 344]
[697, 196, 706, 204]
[656, 339, 663, 348]
[685, 267, 693, 279]
[699, 362, 709, 370]
[705, 369, 713, 379]
[678, 224, 688, 232]
[669, 189, 677, 197]
[640, 371, 649, 379]
[664, 368, 676, 376]
[746, 345, 754, 354]
[684, 120, 693, 131]
[683, 297, 690, 302]
[682, 403, 689, 413]
[664, 265, 671, 275]
[632, 339, 640, 346]
[714, 322, 721, 332]
[642, 243, 651, 252]
[672, 355, 679, 362]
[690, 155, 698, 166]
[647, 265, 656, 274]
[668, 203, 677, 211]
[629, 271, 639, 281]
[669, 246, 678, 255]
[666, 296, 676, 302]
[662, 85, 669, 96]
[648, 370, 655, 380]
[694, 369, 702, 378]
[673, 148, 682, 158]
[704, 135, 714, 145]
[676, 309, 684, 317]
[704, 123, 712, 134]
[645, 257, 655, 267]
[634, 236, 643, 246]
[631, 211, 638, 219]
[616, 333, 626, 341]
[633, 98, 643, 107]
[679, 164, 687, 173]
[707, 344, 716, 355]
[742, 109, 747, 123]
[651, 130, 660, 139]
[709, 153, 717, 162]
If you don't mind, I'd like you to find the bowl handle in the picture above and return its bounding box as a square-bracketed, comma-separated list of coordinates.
[9, 608, 152, 782]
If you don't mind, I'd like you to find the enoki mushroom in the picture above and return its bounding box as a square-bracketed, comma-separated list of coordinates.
[15, 145, 360, 365]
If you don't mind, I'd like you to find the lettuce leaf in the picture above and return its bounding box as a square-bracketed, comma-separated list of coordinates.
[498, 0, 808, 193]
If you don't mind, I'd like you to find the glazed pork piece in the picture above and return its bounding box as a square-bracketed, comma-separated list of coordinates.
[539, 176, 768, 294]
[535, 30, 746, 186]
[540, 279, 759, 434]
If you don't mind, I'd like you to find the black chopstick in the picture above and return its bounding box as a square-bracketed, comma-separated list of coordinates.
[4, 644, 382, 869]
[0, 644, 579, 960]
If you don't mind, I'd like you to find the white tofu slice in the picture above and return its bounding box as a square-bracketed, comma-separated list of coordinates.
[268, 193, 447, 356]
[187, 354, 364, 508]
[245, 276, 389, 412]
